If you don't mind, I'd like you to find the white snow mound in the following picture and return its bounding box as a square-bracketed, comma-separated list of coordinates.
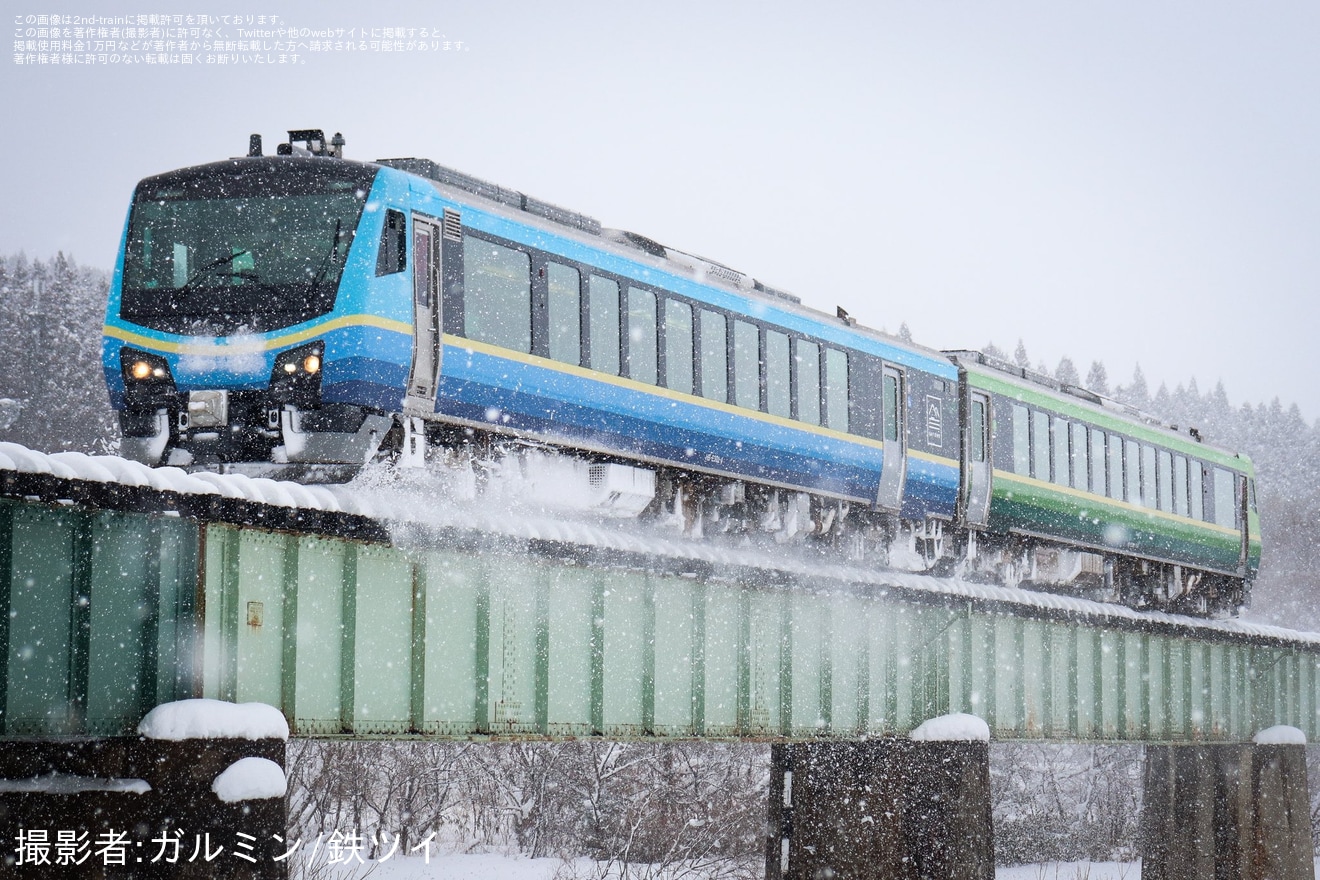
[212, 757, 287, 803]
[910, 712, 991, 742]
[138, 699, 289, 741]
[1253, 725, 1306, 745]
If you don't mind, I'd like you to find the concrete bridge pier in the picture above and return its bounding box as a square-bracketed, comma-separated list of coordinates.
[1141, 738, 1312, 880]
[766, 735, 993, 880]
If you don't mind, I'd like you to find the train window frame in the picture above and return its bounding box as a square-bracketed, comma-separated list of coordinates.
[1141, 445, 1157, 508]
[547, 261, 582, 367]
[1124, 438, 1140, 504]
[1212, 467, 1236, 528]
[664, 297, 694, 395]
[1090, 428, 1107, 496]
[1157, 449, 1173, 512]
[376, 209, 407, 276]
[1190, 460, 1205, 521]
[462, 233, 532, 354]
[626, 286, 658, 385]
[699, 309, 728, 403]
[971, 397, 988, 462]
[1070, 421, 1088, 490]
[1051, 415, 1068, 486]
[795, 339, 821, 425]
[588, 274, 621, 376]
[1173, 454, 1188, 516]
[824, 348, 849, 432]
[733, 319, 760, 411]
[765, 330, 791, 418]
[1031, 410, 1050, 482]
[1012, 404, 1030, 476]
[883, 369, 903, 443]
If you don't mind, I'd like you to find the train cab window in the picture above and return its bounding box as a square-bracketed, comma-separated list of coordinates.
[1012, 404, 1030, 475]
[1141, 445, 1157, 508]
[1070, 422, 1088, 490]
[1089, 429, 1107, 495]
[971, 397, 988, 462]
[1190, 461, 1204, 521]
[733, 320, 760, 410]
[1124, 439, 1140, 503]
[1173, 455, 1189, 516]
[1157, 449, 1173, 512]
[1212, 467, 1236, 528]
[1051, 416, 1068, 486]
[796, 340, 821, 425]
[547, 262, 581, 366]
[766, 331, 791, 418]
[376, 209, 406, 275]
[664, 299, 693, 395]
[588, 275, 620, 375]
[824, 349, 849, 432]
[883, 370, 902, 443]
[1032, 410, 1050, 481]
[464, 237, 531, 353]
[627, 287, 658, 385]
[700, 310, 728, 402]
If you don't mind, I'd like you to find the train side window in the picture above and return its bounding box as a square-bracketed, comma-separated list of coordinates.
[1157, 449, 1172, 512]
[1124, 439, 1140, 503]
[1051, 416, 1068, 486]
[1031, 410, 1050, 481]
[796, 340, 821, 425]
[1190, 462, 1204, 521]
[699, 310, 728, 402]
[627, 287, 658, 385]
[1212, 467, 1236, 528]
[766, 330, 791, 418]
[1141, 445, 1157, 508]
[1011, 404, 1030, 475]
[1173, 455, 1188, 516]
[547, 262, 581, 366]
[1107, 434, 1123, 500]
[1090, 429, 1107, 495]
[664, 298, 693, 395]
[376, 209, 406, 276]
[463, 236, 531, 353]
[883, 371, 903, 443]
[1070, 422, 1088, 490]
[824, 349, 849, 432]
[588, 275, 620, 375]
[971, 397, 988, 462]
[733, 320, 760, 410]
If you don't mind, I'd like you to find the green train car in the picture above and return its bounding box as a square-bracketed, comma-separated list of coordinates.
[945, 351, 1260, 616]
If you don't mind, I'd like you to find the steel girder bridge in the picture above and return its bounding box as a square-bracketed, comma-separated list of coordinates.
[0, 449, 1316, 879]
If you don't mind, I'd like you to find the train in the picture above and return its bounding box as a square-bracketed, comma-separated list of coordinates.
[102, 129, 1261, 616]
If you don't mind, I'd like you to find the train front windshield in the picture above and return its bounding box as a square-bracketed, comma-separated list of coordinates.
[120, 159, 377, 335]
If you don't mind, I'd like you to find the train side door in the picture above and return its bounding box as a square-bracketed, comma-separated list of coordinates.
[959, 388, 993, 528]
[875, 364, 907, 512]
[405, 215, 442, 413]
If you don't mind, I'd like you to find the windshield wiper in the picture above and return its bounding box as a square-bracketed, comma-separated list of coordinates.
[306, 219, 343, 300]
[177, 248, 251, 293]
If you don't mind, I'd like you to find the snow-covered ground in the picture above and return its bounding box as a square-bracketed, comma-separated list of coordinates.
[275, 854, 1320, 878]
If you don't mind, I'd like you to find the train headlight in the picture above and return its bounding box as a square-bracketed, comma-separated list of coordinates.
[120, 348, 176, 405]
[270, 341, 325, 405]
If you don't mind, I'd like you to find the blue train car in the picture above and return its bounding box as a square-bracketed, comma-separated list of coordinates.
[102, 130, 960, 546]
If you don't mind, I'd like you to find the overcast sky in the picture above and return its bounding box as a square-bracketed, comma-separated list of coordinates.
[4, 0, 1318, 422]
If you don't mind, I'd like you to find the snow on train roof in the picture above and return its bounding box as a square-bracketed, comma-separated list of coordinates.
[0, 442, 1311, 648]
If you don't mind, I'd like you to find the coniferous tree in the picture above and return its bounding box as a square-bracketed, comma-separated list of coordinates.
[1055, 356, 1080, 386]
[1014, 339, 1030, 368]
[1085, 361, 1110, 395]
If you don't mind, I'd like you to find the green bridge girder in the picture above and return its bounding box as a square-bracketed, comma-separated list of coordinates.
[0, 496, 1317, 743]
